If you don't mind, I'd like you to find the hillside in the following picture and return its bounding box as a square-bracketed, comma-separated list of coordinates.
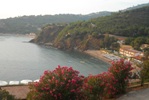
[67, 6, 149, 37]
[123, 2, 149, 11]
[1, 3, 148, 35]
[0, 12, 111, 34]
[32, 23, 118, 51]
[92, 6, 149, 36]
[32, 6, 149, 51]
[31, 24, 65, 45]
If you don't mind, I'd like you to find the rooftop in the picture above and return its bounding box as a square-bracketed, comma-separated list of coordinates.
[1, 85, 30, 100]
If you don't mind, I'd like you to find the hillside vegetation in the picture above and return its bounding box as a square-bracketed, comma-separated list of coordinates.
[32, 6, 149, 51]
[1, 2, 149, 34]
[0, 12, 111, 34]
[92, 6, 149, 36]
[56, 6, 149, 37]
[123, 2, 149, 11]
[31, 24, 65, 45]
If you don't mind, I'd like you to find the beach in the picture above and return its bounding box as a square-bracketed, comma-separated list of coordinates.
[84, 50, 112, 64]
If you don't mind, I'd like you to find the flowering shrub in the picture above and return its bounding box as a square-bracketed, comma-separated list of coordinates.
[83, 74, 105, 100]
[108, 59, 133, 94]
[28, 66, 84, 100]
[27, 59, 132, 100]
[82, 59, 132, 99]
[83, 72, 117, 100]
[101, 72, 117, 98]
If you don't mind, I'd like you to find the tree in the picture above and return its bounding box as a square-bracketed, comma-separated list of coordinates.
[125, 37, 134, 45]
[143, 48, 149, 60]
[138, 60, 149, 86]
[132, 37, 145, 50]
[110, 42, 120, 51]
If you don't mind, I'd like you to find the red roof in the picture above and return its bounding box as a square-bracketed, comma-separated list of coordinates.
[1, 85, 30, 100]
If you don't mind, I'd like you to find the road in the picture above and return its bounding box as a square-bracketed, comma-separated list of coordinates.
[117, 88, 149, 100]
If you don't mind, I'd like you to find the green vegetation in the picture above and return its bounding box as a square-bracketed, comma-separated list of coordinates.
[123, 3, 149, 11]
[138, 60, 149, 86]
[0, 12, 111, 34]
[33, 24, 118, 51]
[53, 6, 149, 39]
[0, 89, 15, 100]
[90, 6, 149, 36]
[1, 2, 148, 35]
[125, 37, 149, 50]
[31, 24, 66, 44]
[32, 6, 149, 51]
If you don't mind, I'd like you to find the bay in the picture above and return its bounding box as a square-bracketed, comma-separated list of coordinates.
[0, 34, 109, 81]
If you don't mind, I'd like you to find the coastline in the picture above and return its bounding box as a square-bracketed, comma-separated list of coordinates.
[84, 50, 112, 65]
[84, 50, 141, 76]
[30, 38, 112, 65]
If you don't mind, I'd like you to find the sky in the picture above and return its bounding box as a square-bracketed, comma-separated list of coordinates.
[0, 0, 149, 19]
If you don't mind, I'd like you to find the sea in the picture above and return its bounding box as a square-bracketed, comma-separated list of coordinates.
[0, 34, 109, 81]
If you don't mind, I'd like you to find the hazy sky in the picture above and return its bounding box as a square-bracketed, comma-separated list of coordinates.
[0, 0, 148, 19]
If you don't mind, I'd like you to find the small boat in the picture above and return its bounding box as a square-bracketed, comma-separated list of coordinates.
[80, 61, 85, 63]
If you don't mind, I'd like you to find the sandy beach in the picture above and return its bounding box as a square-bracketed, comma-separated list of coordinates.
[84, 50, 141, 78]
[84, 50, 112, 65]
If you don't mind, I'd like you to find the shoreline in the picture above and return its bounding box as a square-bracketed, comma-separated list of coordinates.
[30, 40, 113, 65]
[84, 50, 112, 65]
[84, 50, 141, 76]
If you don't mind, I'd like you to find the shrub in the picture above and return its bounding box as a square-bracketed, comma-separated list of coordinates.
[28, 59, 133, 99]
[27, 66, 84, 100]
[101, 72, 117, 98]
[0, 89, 15, 100]
[82, 74, 105, 100]
[83, 72, 117, 100]
[108, 59, 133, 94]
[82, 59, 132, 99]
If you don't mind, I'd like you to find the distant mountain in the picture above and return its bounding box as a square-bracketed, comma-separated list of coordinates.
[86, 11, 112, 18]
[0, 12, 112, 34]
[0, 2, 148, 34]
[123, 2, 149, 11]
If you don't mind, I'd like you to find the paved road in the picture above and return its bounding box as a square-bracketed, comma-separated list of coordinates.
[117, 88, 149, 100]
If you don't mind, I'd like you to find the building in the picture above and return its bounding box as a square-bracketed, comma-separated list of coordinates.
[140, 44, 149, 50]
[119, 45, 144, 58]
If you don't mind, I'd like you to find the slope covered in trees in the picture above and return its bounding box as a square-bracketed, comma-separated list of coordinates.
[32, 6, 149, 51]
[92, 6, 149, 36]
[0, 12, 111, 34]
[56, 6, 149, 37]
[33, 23, 118, 51]
[123, 2, 149, 11]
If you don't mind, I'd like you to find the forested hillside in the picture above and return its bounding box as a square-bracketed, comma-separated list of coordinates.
[31, 24, 66, 45]
[32, 6, 149, 51]
[92, 6, 149, 36]
[59, 6, 149, 37]
[123, 2, 149, 11]
[0, 12, 111, 34]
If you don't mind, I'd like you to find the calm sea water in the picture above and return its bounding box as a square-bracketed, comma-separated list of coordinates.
[0, 34, 109, 81]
